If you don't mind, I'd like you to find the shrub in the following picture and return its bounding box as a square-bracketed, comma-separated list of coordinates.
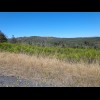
[0, 43, 100, 63]
[0, 31, 8, 43]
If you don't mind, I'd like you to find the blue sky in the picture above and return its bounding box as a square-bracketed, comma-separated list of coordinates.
[0, 12, 100, 38]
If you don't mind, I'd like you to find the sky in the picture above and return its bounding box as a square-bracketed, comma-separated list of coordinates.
[0, 12, 100, 38]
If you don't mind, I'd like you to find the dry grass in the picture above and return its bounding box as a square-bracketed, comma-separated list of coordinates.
[0, 51, 100, 87]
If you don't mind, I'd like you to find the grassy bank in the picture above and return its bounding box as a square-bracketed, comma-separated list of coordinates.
[0, 52, 100, 87]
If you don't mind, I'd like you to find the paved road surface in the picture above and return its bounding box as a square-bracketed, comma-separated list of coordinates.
[0, 75, 50, 87]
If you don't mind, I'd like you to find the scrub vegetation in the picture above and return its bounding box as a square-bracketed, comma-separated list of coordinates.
[0, 31, 100, 86]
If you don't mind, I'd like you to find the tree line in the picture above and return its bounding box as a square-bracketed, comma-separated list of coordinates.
[0, 30, 100, 49]
[0, 30, 17, 44]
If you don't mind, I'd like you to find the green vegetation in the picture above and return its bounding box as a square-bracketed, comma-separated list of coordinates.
[9, 36, 100, 49]
[0, 31, 8, 43]
[0, 43, 100, 63]
[0, 31, 100, 63]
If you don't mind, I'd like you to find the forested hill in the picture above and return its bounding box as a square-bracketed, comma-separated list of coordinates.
[9, 36, 100, 49]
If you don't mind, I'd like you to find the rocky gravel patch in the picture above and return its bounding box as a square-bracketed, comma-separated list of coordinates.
[0, 75, 51, 87]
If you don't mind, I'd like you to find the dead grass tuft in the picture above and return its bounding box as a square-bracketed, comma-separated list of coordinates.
[0, 52, 100, 86]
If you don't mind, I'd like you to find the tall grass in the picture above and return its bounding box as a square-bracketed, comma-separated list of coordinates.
[0, 52, 100, 87]
[0, 43, 100, 86]
[0, 43, 100, 63]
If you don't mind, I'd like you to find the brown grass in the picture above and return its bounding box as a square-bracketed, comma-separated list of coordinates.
[0, 52, 100, 87]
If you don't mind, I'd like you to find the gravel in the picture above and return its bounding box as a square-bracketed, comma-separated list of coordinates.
[0, 75, 51, 87]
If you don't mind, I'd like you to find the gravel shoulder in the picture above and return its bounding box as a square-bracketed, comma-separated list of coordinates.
[0, 75, 50, 87]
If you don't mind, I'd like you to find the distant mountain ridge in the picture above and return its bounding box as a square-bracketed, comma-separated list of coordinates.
[9, 36, 100, 49]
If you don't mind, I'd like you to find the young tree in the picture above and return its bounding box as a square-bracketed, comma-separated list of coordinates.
[0, 30, 8, 43]
[10, 35, 17, 44]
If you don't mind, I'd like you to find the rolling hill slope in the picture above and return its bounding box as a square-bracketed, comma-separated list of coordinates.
[9, 36, 100, 49]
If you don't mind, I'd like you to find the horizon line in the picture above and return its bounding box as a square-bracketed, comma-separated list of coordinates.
[8, 35, 100, 39]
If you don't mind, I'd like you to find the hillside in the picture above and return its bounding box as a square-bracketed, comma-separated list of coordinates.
[0, 36, 100, 87]
[9, 36, 100, 49]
